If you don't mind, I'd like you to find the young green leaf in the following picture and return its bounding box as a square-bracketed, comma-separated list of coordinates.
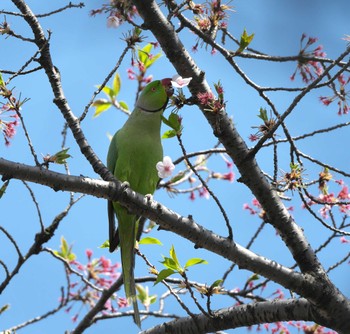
[138, 43, 162, 69]
[160, 257, 180, 272]
[99, 240, 110, 249]
[136, 284, 147, 300]
[119, 100, 129, 111]
[0, 72, 4, 86]
[169, 171, 186, 184]
[162, 113, 182, 131]
[136, 285, 157, 307]
[49, 148, 72, 165]
[184, 257, 208, 269]
[237, 29, 255, 53]
[162, 129, 177, 139]
[138, 43, 152, 65]
[139, 237, 163, 245]
[257, 107, 268, 122]
[247, 273, 260, 283]
[93, 99, 112, 117]
[112, 73, 121, 97]
[210, 279, 223, 288]
[170, 245, 181, 269]
[154, 268, 175, 285]
[0, 304, 9, 315]
[100, 86, 115, 100]
[54, 236, 76, 262]
[0, 180, 9, 199]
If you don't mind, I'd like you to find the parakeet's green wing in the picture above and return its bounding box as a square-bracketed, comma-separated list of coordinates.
[106, 79, 174, 328]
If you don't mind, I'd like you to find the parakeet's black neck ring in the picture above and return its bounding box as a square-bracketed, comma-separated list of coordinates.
[136, 98, 169, 113]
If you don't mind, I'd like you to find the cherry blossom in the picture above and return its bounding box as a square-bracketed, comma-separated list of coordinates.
[171, 74, 192, 88]
[107, 15, 121, 28]
[156, 156, 175, 178]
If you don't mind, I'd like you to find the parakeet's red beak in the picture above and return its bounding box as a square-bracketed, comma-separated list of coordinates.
[161, 78, 174, 97]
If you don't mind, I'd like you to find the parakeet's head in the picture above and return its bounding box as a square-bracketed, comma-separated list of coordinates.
[136, 79, 174, 113]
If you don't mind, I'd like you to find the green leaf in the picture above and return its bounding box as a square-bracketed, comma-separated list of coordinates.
[112, 73, 121, 97]
[162, 113, 181, 131]
[138, 43, 162, 69]
[169, 171, 186, 183]
[135, 284, 157, 306]
[162, 129, 177, 139]
[184, 257, 208, 269]
[99, 240, 110, 249]
[160, 257, 179, 271]
[51, 148, 72, 164]
[139, 237, 163, 245]
[54, 236, 76, 262]
[247, 273, 260, 283]
[149, 295, 157, 305]
[154, 268, 175, 285]
[0, 180, 9, 199]
[138, 43, 152, 64]
[0, 72, 4, 86]
[0, 304, 10, 315]
[92, 99, 112, 117]
[168, 113, 182, 131]
[144, 52, 162, 69]
[161, 115, 172, 127]
[237, 29, 255, 53]
[136, 284, 147, 300]
[101, 86, 115, 100]
[210, 279, 223, 288]
[170, 245, 181, 269]
[257, 107, 268, 122]
[119, 100, 129, 111]
[162, 113, 182, 138]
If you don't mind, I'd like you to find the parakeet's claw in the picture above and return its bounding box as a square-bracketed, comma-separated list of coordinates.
[121, 181, 130, 190]
[145, 194, 153, 202]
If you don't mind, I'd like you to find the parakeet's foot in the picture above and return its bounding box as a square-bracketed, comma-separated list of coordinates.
[121, 181, 130, 189]
[145, 194, 153, 202]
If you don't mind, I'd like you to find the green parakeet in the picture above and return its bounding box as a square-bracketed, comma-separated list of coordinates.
[107, 78, 174, 327]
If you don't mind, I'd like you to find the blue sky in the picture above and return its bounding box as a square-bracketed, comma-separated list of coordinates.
[1, 1, 350, 333]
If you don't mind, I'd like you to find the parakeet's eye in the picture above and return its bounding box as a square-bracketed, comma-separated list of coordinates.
[151, 87, 156, 92]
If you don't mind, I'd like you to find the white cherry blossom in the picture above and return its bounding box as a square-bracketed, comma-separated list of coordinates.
[156, 156, 175, 178]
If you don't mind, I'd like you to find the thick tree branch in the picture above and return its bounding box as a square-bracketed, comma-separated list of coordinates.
[141, 298, 313, 334]
[0, 158, 299, 287]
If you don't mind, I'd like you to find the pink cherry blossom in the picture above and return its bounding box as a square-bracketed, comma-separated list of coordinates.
[107, 15, 121, 28]
[156, 156, 175, 178]
[171, 74, 192, 88]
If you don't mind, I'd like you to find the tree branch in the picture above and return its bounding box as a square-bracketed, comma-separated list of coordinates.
[141, 298, 313, 334]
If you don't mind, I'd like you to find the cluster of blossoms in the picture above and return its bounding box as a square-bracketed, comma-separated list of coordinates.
[191, 1, 231, 34]
[0, 73, 24, 146]
[290, 34, 326, 83]
[0, 103, 19, 146]
[90, 0, 138, 29]
[305, 180, 350, 219]
[302, 169, 350, 219]
[187, 1, 232, 53]
[197, 81, 225, 113]
[320, 74, 350, 115]
[63, 249, 128, 322]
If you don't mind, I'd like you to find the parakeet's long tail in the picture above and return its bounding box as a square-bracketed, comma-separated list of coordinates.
[117, 206, 141, 328]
